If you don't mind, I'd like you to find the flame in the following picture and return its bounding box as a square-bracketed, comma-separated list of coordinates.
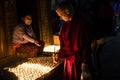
[4, 57, 57, 80]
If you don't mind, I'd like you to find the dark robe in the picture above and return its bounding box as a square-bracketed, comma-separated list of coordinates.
[59, 14, 94, 80]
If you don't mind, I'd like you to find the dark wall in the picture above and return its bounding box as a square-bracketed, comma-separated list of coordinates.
[16, 0, 33, 22]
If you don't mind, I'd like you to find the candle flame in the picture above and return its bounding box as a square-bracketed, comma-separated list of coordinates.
[4, 57, 57, 80]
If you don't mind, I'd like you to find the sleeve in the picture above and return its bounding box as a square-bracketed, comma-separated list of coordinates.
[59, 26, 71, 58]
[17, 26, 35, 43]
[59, 34, 67, 58]
[23, 35, 35, 43]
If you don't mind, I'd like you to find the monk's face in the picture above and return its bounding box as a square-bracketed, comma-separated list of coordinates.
[22, 15, 32, 25]
[56, 8, 72, 22]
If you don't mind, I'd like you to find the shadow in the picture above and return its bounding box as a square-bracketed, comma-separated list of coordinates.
[4, 58, 29, 68]
[0, 69, 18, 80]
[36, 62, 64, 80]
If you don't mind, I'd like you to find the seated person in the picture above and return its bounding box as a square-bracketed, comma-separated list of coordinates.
[12, 14, 44, 58]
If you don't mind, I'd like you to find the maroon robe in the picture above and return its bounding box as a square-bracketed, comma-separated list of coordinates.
[59, 14, 94, 80]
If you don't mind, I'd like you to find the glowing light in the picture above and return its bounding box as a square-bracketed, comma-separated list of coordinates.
[43, 45, 60, 52]
[4, 57, 58, 80]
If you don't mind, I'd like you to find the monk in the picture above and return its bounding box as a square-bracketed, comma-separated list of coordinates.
[55, 1, 94, 80]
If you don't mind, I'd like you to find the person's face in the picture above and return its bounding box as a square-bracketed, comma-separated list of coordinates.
[56, 8, 71, 22]
[22, 15, 32, 25]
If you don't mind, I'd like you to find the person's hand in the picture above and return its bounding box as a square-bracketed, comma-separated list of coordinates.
[34, 40, 41, 46]
[81, 63, 92, 80]
[81, 63, 88, 71]
[53, 54, 60, 63]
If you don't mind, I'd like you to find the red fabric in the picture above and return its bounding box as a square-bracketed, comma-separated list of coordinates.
[59, 14, 94, 80]
[16, 43, 39, 58]
[12, 43, 21, 51]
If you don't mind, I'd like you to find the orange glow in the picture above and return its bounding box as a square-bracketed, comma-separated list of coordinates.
[4, 57, 58, 80]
